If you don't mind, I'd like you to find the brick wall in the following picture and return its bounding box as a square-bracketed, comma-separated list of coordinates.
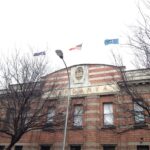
[0, 64, 150, 150]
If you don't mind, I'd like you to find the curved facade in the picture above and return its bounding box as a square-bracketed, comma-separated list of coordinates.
[0, 64, 150, 150]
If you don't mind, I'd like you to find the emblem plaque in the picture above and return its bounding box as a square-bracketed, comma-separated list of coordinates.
[75, 67, 84, 81]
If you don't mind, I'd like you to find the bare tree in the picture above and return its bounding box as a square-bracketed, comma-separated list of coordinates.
[0, 52, 65, 150]
[111, 52, 150, 133]
[128, 0, 150, 68]
[115, 67, 150, 133]
[107, 0, 150, 133]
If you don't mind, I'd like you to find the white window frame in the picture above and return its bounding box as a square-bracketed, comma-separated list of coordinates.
[134, 102, 145, 123]
[73, 105, 83, 127]
[103, 103, 114, 126]
[47, 107, 55, 123]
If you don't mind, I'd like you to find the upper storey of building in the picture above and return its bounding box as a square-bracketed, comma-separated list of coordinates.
[41, 64, 142, 97]
[42, 64, 150, 98]
[45, 64, 122, 87]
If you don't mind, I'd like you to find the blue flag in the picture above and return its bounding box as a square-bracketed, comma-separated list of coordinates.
[33, 51, 46, 56]
[104, 39, 119, 45]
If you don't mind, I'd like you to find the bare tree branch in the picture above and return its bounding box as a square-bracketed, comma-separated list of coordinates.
[0, 51, 66, 150]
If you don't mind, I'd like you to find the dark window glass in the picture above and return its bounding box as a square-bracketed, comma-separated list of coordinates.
[6, 108, 15, 124]
[103, 145, 115, 150]
[70, 145, 81, 150]
[137, 145, 149, 150]
[15, 146, 23, 150]
[40, 145, 51, 150]
[0, 146, 5, 150]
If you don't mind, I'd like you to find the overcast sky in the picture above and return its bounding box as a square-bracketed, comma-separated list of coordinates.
[0, 0, 140, 72]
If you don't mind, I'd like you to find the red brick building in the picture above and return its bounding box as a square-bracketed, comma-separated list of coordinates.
[0, 64, 150, 150]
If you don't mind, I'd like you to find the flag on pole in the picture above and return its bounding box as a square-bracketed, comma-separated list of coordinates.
[33, 51, 46, 56]
[69, 44, 82, 51]
[104, 39, 119, 45]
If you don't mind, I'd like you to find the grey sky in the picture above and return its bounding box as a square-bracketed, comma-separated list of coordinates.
[0, 0, 139, 72]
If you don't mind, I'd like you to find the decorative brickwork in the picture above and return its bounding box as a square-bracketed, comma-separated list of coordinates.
[0, 64, 150, 150]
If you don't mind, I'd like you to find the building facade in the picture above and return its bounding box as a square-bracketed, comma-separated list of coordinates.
[0, 64, 150, 150]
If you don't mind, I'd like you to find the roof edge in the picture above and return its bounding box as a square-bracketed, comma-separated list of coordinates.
[43, 63, 125, 78]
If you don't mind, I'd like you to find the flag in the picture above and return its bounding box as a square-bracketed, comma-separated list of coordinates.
[69, 44, 82, 51]
[104, 39, 119, 45]
[33, 51, 46, 56]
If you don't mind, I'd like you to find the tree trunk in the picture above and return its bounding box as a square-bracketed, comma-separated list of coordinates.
[6, 143, 15, 150]
[5, 136, 20, 150]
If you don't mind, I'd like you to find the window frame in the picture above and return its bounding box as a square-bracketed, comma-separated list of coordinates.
[103, 103, 114, 127]
[134, 101, 145, 124]
[15, 145, 23, 150]
[70, 144, 82, 150]
[103, 144, 116, 150]
[137, 145, 149, 150]
[73, 105, 83, 127]
[40, 144, 51, 150]
[0, 145, 5, 150]
[47, 107, 55, 124]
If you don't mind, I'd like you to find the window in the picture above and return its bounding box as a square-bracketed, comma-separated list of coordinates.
[15, 146, 23, 150]
[137, 145, 149, 150]
[73, 105, 83, 127]
[70, 145, 81, 150]
[134, 102, 145, 123]
[40, 145, 51, 150]
[6, 108, 15, 123]
[0, 146, 5, 150]
[47, 107, 55, 123]
[103, 145, 116, 150]
[103, 103, 114, 126]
